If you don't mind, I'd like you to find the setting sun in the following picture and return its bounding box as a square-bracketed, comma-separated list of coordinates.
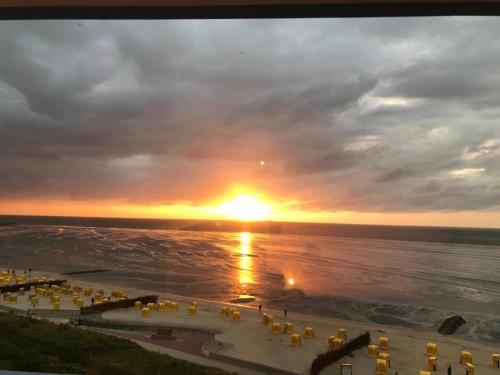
[218, 194, 272, 221]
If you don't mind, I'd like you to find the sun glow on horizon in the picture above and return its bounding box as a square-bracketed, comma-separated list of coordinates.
[217, 194, 272, 221]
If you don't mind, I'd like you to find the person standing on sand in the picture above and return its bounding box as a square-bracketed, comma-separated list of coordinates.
[448, 365, 452, 375]
[284, 307, 287, 317]
[258, 304, 262, 314]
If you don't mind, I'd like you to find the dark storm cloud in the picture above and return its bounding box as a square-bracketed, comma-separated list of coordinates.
[0, 18, 499, 212]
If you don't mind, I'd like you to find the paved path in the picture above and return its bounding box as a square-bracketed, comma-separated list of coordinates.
[86, 327, 207, 357]
[84, 327, 264, 375]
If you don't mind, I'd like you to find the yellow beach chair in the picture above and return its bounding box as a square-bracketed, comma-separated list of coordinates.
[375, 358, 388, 375]
[232, 311, 240, 321]
[492, 353, 500, 368]
[368, 344, 379, 358]
[188, 305, 197, 316]
[378, 352, 390, 368]
[304, 327, 315, 339]
[460, 351, 472, 364]
[427, 356, 437, 371]
[379, 336, 389, 349]
[337, 328, 347, 340]
[291, 333, 301, 347]
[427, 342, 438, 356]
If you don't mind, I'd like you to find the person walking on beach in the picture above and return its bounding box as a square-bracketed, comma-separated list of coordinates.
[258, 304, 262, 314]
[284, 307, 287, 317]
[448, 365, 452, 375]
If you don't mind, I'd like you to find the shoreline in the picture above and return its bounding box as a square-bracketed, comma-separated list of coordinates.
[1, 268, 499, 375]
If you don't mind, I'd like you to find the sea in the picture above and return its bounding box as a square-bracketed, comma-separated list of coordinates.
[1, 215, 499, 343]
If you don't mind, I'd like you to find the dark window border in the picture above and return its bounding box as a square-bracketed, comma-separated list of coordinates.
[1, 1, 500, 20]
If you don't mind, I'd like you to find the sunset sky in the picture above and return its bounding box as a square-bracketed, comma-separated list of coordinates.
[0, 18, 499, 227]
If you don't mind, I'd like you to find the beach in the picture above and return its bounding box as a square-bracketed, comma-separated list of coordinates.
[1, 269, 499, 375]
[1, 223, 499, 345]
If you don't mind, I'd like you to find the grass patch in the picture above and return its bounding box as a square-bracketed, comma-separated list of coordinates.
[0, 312, 234, 375]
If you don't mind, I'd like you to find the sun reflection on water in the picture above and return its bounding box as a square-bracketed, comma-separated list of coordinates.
[238, 232, 254, 285]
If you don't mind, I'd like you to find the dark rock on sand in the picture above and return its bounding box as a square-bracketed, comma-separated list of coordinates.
[438, 315, 466, 335]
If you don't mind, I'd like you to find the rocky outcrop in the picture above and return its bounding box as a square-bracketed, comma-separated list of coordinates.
[438, 315, 466, 335]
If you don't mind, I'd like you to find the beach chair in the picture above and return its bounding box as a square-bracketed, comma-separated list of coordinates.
[379, 336, 389, 349]
[188, 305, 197, 316]
[18, 288, 25, 296]
[228, 308, 236, 318]
[169, 302, 179, 311]
[337, 328, 347, 340]
[134, 301, 142, 310]
[284, 322, 294, 334]
[264, 314, 273, 325]
[466, 363, 474, 375]
[271, 322, 281, 334]
[368, 344, 379, 358]
[290, 333, 301, 347]
[53, 302, 60, 310]
[304, 327, 315, 339]
[146, 302, 156, 310]
[220, 307, 229, 317]
[141, 307, 151, 318]
[460, 351, 472, 364]
[378, 352, 390, 368]
[83, 288, 93, 296]
[427, 356, 437, 371]
[420, 371, 431, 375]
[75, 298, 84, 308]
[427, 343, 438, 356]
[8, 295, 17, 303]
[492, 353, 500, 368]
[158, 302, 166, 311]
[375, 358, 388, 375]
[232, 311, 240, 321]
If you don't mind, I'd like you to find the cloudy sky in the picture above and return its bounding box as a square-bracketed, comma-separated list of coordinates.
[0, 17, 499, 227]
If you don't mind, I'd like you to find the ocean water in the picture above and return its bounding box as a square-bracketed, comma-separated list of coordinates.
[0, 222, 499, 343]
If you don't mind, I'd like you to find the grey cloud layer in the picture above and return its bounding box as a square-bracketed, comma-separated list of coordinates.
[0, 18, 499, 212]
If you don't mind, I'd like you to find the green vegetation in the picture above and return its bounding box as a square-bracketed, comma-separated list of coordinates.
[0, 313, 233, 375]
